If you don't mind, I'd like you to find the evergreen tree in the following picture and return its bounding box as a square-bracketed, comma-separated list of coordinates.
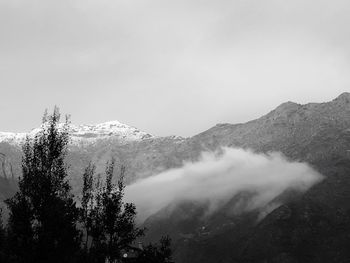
[5, 107, 81, 263]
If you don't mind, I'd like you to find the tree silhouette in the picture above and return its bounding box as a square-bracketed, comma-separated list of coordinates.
[140, 236, 173, 263]
[3, 107, 172, 263]
[80, 162, 95, 253]
[5, 107, 81, 263]
[80, 160, 145, 262]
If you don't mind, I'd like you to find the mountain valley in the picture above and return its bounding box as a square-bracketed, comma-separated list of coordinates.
[1, 93, 350, 263]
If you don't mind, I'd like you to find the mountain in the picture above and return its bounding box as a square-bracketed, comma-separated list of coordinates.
[0, 120, 153, 146]
[1, 93, 350, 262]
[0, 120, 158, 190]
[189, 92, 350, 160]
[146, 93, 350, 263]
[2, 93, 349, 184]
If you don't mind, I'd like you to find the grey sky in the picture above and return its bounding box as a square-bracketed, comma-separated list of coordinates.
[0, 0, 349, 137]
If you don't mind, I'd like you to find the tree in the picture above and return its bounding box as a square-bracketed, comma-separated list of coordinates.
[0, 208, 8, 261]
[140, 236, 173, 263]
[102, 160, 145, 262]
[80, 162, 95, 252]
[3, 107, 172, 262]
[80, 160, 145, 263]
[5, 107, 81, 263]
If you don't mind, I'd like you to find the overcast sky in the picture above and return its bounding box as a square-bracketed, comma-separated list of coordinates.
[0, 0, 349, 136]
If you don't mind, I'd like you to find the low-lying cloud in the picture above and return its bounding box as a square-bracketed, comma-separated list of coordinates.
[125, 148, 323, 222]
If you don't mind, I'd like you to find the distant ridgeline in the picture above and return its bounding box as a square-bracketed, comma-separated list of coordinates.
[0, 93, 350, 262]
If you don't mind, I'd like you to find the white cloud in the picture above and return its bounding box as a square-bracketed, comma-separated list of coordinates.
[125, 148, 323, 222]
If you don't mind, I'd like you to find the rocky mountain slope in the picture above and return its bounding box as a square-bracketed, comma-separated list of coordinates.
[150, 93, 350, 263]
[0, 93, 350, 262]
[1, 93, 349, 184]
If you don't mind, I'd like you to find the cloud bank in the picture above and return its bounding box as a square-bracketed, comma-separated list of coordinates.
[125, 148, 323, 222]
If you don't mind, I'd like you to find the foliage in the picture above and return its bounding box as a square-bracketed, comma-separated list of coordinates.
[5, 107, 81, 263]
[0, 107, 172, 263]
[80, 160, 145, 262]
[140, 236, 173, 263]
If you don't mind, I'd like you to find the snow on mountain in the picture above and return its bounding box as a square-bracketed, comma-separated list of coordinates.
[0, 132, 28, 146]
[0, 120, 154, 146]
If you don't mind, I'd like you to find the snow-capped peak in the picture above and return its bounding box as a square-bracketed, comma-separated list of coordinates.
[0, 120, 154, 146]
[70, 120, 153, 141]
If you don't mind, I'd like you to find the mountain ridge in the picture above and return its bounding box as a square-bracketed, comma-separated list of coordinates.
[1, 93, 349, 184]
[2, 93, 349, 146]
[0, 120, 154, 146]
[1, 92, 350, 263]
